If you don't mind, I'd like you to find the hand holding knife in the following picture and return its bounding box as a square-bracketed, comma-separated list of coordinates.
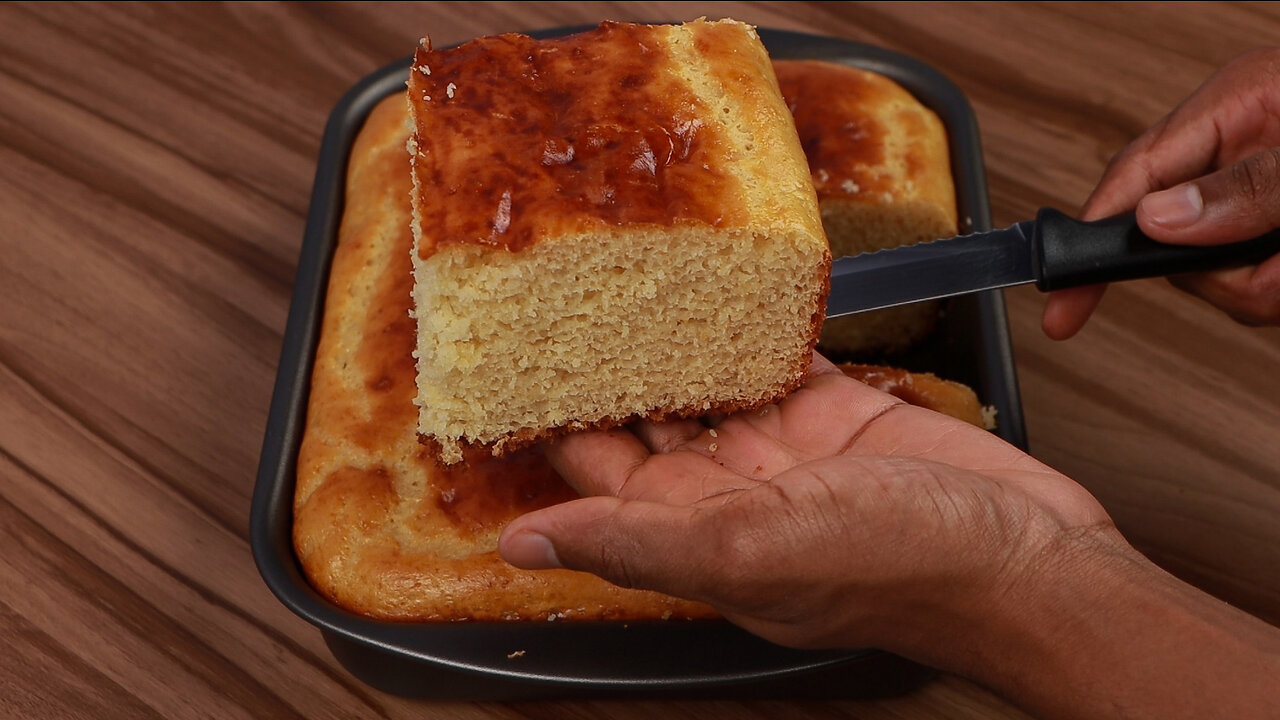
[824, 209, 1280, 319]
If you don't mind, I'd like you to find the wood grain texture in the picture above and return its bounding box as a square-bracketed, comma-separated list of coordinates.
[0, 2, 1276, 718]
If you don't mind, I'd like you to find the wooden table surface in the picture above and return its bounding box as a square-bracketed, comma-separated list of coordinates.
[3, 2, 1278, 718]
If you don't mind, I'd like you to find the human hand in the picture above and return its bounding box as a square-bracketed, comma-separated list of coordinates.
[498, 354, 1118, 654]
[1043, 47, 1280, 339]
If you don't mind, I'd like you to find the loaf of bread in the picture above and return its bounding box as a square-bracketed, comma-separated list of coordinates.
[774, 60, 958, 358]
[406, 21, 829, 464]
[293, 95, 990, 624]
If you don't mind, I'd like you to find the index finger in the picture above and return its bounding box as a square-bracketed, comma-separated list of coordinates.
[1044, 57, 1241, 339]
[544, 425, 756, 503]
[1083, 48, 1280, 220]
[543, 427, 649, 496]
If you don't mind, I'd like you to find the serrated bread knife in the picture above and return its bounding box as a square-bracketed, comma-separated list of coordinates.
[825, 209, 1280, 318]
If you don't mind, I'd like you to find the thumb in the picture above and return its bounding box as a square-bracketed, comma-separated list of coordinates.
[498, 496, 716, 599]
[1137, 148, 1280, 245]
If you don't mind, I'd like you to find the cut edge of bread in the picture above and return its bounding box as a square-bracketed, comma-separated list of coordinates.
[411, 226, 829, 464]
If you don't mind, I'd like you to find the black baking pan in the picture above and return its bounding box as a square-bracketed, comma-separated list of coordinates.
[251, 25, 1027, 700]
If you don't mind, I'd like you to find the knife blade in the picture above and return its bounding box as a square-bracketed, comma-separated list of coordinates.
[825, 208, 1280, 318]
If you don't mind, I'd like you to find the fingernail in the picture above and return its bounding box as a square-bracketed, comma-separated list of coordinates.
[1141, 184, 1204, 228]
[502, 531, 561, 569]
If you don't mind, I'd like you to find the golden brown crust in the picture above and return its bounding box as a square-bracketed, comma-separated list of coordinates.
[773, 60, 956, 222]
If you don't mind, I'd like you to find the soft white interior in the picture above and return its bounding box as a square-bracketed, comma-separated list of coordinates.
[412, 226, 825, 461]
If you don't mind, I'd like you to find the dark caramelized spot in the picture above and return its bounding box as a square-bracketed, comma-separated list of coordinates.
[773, 60, 893, 198]
[408, 21, 739, 257]
[431, 446, 578, 536]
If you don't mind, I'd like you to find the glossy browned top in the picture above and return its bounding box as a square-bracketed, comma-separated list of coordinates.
[407, 21, 741, 257]
[774, 59, 932, 200]
[433, 447, 578, 537]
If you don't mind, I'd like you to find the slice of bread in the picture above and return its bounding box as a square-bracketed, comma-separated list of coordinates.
[774, 60, 958, 358]
[407, 21, 829, 463]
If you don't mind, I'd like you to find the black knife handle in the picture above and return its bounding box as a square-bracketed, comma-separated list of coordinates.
[1032, 208, 1280, 291]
